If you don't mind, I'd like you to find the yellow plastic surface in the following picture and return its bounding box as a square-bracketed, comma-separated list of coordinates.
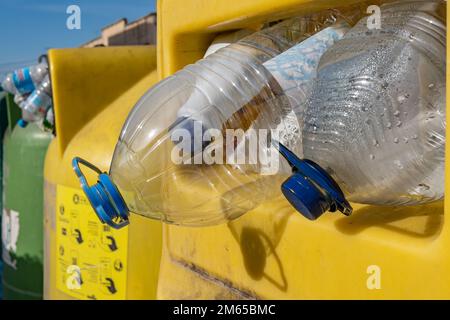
[44, 46, 162, 299]
[55, 185, 129, 300]
[156, 0, 450, 299]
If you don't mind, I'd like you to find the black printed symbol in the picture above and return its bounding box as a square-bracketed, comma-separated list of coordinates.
[73, 194, 80, 205]
[59, 245, 65, 256]
[73, 229, 83, 244]
[114, 259, 123, 272]
[103, 278, 117, 294]
[62, 227, 67, 236]
[106, 236, 117, 252]
[59, 205, 65, 215]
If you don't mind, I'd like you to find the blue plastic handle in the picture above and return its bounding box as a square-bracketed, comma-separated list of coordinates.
[72, 157, 130, 229]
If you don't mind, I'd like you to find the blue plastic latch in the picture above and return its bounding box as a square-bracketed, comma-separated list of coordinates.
[273, 141, 352, 220]
[72, 157, 130, 229]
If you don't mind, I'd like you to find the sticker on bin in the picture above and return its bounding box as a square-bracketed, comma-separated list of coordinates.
[56, 185, 128, 300]
[12, 68, 35, 94]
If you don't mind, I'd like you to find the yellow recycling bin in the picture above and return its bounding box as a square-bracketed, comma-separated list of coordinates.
[44, 46, 162, 300]
[155, 0, 449, 299]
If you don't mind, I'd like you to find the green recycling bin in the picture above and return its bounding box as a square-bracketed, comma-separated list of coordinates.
[2, 94, 52, 299]
[0, 90, 8, 299]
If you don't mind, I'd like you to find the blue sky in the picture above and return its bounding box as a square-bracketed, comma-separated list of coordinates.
[0, 0, 156, 76]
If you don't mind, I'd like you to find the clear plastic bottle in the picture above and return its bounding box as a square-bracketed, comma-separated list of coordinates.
[73, 8, 363, 228]
[22, 75, 52, 119]
[303, 0, 446, 206]
[17, 75, 53, 128]
[1, 62, 48, 95]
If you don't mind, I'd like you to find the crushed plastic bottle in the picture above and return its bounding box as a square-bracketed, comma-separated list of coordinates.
[16, 75, 53, 128]
[303, 0, 446, 206]
[1, 62, 48, 95]
[22, 75, 52, 120]
[73, 7, 365, 228]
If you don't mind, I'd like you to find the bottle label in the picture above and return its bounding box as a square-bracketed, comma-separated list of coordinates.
[263, 21, 350, 110]
[12, 68, 35, 94]
[259, 22, 350, 160]
[25, 90, 52, 117]
[55, 185, 128, 300]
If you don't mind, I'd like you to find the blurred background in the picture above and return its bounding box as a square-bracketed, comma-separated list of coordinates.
[0, 0, 157, 79]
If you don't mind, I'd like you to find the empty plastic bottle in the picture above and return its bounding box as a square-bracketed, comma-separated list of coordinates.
[303, 0, 446, 206]
[18, 75, 52, 128]
[203, 29, 255, 58]
[1, 62, 48, 95]
[73, 7, 364, 228]
[22, 75, 52, 119]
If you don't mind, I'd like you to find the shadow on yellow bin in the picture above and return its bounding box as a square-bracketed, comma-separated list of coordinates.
[44, 46, 162, 300]
[156, 0, 450, 299]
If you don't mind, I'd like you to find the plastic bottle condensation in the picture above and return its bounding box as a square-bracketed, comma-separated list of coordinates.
[303, 0, 446, 206]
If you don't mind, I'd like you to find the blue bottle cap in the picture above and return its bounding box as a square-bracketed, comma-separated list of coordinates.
[17, 119, 28, 128]
[273, 141, 352, 220]
[72, 157, 129, 229]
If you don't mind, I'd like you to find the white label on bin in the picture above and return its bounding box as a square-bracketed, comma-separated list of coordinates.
[2, 208, 20, 269]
